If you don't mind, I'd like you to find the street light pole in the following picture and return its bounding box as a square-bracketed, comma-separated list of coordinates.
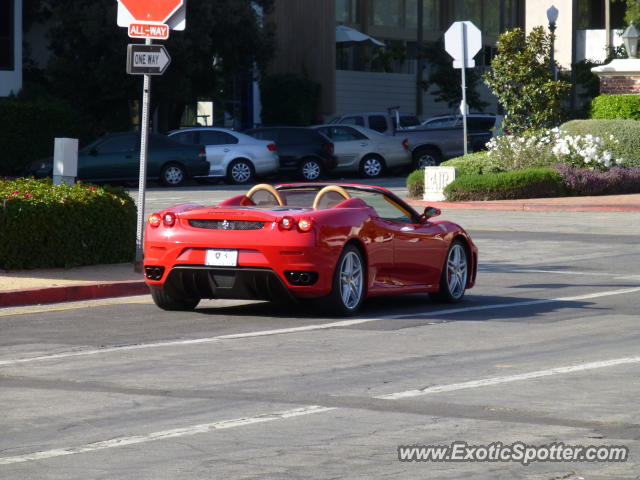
[547, 5, 559, 81]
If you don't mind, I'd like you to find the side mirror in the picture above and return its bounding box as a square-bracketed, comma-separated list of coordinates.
[420, 206, 441, 222]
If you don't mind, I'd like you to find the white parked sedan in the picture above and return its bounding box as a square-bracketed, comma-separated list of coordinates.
[167, 127, 279, 184]
[312, 124, 411, 178]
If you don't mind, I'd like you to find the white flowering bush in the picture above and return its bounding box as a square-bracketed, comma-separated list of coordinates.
[487, 128, 622, 171]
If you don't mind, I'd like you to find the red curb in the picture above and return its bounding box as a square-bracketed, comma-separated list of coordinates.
[0, 281, 149, 308]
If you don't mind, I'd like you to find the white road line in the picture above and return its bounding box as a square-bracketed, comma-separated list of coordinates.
[381, 287, 640, 320]
[376, 356, 640, 400]
[1, 287, 639, 367]
[2, 355, 639, 466]
[0, 406, 335, 466]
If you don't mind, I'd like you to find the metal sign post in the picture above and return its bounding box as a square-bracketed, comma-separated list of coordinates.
[134, 37, 152, 273]
[460, 22, 468, 156]
[119, 0, 185, 273]
[444, 20, 482, 157]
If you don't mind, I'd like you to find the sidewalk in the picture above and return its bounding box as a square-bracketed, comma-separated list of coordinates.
[2, 193, 640, 309]
[0, 263, 147, 308]
[406, 193, 640, 212]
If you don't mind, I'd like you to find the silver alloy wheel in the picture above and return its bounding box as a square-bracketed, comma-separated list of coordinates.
[362, 156, 383, 177]
[231, 161, 252, 184]
[302, 160, 321, 180]
[339, 250, 364, 310]
[163, 165, 184, 185]
[446, 243, 468, 300]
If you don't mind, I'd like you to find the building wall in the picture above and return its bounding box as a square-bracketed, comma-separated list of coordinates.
[335, 69, 499, 118]
[0, 0, 21, 96]
[525, 0, 575, 69]
[268, 0, 336, 114]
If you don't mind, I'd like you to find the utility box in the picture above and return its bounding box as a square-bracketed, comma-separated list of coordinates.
[53, 138, 79, 186]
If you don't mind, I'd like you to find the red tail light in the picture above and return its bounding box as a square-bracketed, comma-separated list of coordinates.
[162, 212, 176, 227]
[402, 138, 409, 150]
[198, 146, 206, 159]
[297, 218, 313, 232]
[267, 143, 277, 152]
[323, 142, 334, 155]
[279, 216, 295, 230]
[148, 213, 162, 228]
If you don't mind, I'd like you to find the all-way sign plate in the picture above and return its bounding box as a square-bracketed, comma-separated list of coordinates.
[126, 44, 171, 75]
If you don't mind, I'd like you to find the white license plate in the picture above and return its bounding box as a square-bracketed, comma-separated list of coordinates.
[205, 249, 238, 267]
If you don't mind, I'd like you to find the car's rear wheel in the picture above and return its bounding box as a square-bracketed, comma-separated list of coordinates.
[412, 147, 441, 169]
[160, 163, 186, 187]
[326, 244, 365, 315]
[299, 158, 323, 181]
[359, 155, 385, 178]
[430, 240, 469, 303]
[150, 288, 200, 311]
[227, 159, 255, 185]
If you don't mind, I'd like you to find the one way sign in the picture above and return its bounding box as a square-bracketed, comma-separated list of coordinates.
[126, 44, 171, 75]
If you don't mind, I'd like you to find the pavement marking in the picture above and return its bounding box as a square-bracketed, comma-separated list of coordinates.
[0, 298, 151, 317]
[0, 287, 639, 367]
[382, 287, 640, 320]
[376, 356, 640, 400]
[2, 355, 639, 466]
[0, 405, 336, 466]
[469, 227, 639, 237]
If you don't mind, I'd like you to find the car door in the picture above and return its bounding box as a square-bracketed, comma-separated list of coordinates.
[317, 126, 368, 170]
[78, 134, 138, 181]
[366, 193, 448, 287]
[198, 130, 236, 175]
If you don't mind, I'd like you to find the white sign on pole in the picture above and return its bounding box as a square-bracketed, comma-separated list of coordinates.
[444, 21, 482, 156]
[444, 21, 482, 69]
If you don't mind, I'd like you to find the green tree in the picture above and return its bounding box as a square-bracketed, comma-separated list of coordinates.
[613, 0, 640, 26]
[34, 0, 274, 137]
[420, 40, 489, 112]
[484, 27, 571, 134]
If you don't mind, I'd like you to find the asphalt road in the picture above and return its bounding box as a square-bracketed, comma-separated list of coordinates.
[1, 185, 639, 479]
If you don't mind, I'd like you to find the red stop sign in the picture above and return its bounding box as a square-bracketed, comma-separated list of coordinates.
[118, 0, 184, 24]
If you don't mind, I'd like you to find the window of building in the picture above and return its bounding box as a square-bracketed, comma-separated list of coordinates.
[336, 0, 357, 24]
[371, 0, 403, 27]
[577, 0, 626, 29]
[0, 0, 14, 71]
[405, 0, 441, 31]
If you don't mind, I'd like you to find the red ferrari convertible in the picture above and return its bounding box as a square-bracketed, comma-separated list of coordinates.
[144, 183, 478, 315]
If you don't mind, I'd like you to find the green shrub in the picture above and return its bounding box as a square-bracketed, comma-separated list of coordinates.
[590, 94, 640, 120]
[260, 73, 321, 126]
[0, 178, 136, 269]
[444, 167, 566, 201]
[560, 119, 640, 168]
[0, 99, 82, 176]
[406, 169, 424, 199]
[441, 151, 505, 176]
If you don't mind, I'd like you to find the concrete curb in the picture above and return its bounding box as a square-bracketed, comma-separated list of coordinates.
[0, 281, 149, 308]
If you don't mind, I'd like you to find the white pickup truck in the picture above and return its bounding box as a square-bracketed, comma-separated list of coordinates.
[330, 111, 468, 168]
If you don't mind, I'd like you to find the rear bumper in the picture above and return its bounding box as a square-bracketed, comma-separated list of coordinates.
[144, 230, 338, 300]
[150, 266, 295, 302]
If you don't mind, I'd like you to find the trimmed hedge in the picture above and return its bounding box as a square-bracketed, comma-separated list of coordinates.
[441, 151, 505, 176]
[0, 100, 81, 176]
[560, 119, 640, 168]
[406, 169, 425, 199]
[590, 94, 640, 120]
[0, 178, 136, 269]
[260, 73, 321, 126]
[444, 167, 566, 201]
